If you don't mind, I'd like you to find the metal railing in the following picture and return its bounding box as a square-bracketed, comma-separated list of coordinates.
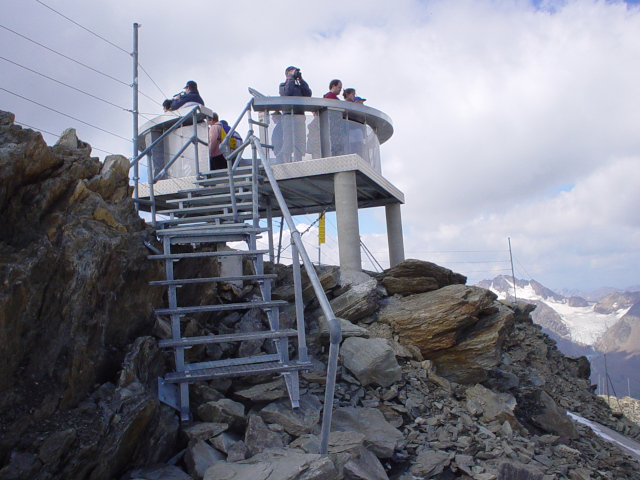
[223, 98, 342, 455]
[130, 105, 210, 225]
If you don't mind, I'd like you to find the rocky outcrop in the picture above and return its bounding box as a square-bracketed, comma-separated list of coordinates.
[377, 258, 466, 296]
[378, 285, 513, 383]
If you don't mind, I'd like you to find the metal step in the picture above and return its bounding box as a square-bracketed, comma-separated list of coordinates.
[159, 328, 299, 348]
[165, 191, 253, 205]
[165, 360, 313, 383]
[185, 354, 280, 371]
[155, 223, 264, 236]
[158, 202, 253, 216]
[194, 173, 255, 187]
[148, 249, 267, 261]
[150, 273, 277, 286]
[155, 212, 252, 228]
[155, 299, 288, 316]
[155, 226, 267, 244]
[177, 183, 253, 198]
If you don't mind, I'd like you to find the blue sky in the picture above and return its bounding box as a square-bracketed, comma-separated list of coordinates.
[1, 0, 639, 291]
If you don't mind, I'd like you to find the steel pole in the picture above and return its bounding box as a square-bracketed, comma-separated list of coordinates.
[132, 23, 140, 210]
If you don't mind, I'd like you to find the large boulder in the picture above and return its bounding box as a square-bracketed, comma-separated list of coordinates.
[331, 407, 404, 459]
[378, 285, 513, 383]
[329, 278, 379, 322]
[377, 259, 466, 296]
[203, 448, 338, 480]
[340, 337, 402, 387]
[259, 394, 322, 437]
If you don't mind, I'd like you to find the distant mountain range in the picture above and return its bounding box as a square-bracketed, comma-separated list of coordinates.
[476, 275, 640, 399]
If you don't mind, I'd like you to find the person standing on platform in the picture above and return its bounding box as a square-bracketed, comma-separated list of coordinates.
[208, 113, 226, 171]
[343, 88, 356, 102]
[323, 79, 342, 100]
[169, 80, 204, 111]
[279, 66, 311, 162]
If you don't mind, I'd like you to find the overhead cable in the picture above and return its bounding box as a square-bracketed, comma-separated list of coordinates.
[0, 24, 129, 86]
[34, 0, 130, 55]
[1, 87, 130, 141]
[0, 56, 129, 111]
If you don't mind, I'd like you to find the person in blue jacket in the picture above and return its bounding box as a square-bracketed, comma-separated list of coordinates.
[278, 67, 311, 162]
[169, 80, 204, 111]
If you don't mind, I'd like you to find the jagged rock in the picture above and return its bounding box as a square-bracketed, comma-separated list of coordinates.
[329, 278, 379, 322]
[379, 285, 513, 383]
[226, 440, 247, 462]
[496, 459, 544, 479]
[331, 407, 404, 458]
[343, 444, 390, 480]
[197, 399, 246, 430]
[410, 450, 452, 477]
[378, 259, 466, 289]
[183, 423, 229, 442]
[244, 415, 283, 457]
[259, 394, 322, 436]
[319, 315, 370, 341]
[520, 390, 579, 441]
[0, 452, 41, 480]
[465, 385, 522, 432]
[211, 431, 242, 454]
[37, 428, 76, 466]
[234, 378, 287, 402]
[204, 448, 338, 480]
[381, 275, 439, 296]
[184, 438, 225, 480]
[191, 383, 225, 406]
[123, 464, 192, 480]
[340, 337, 402, 387]
[0, 114, 163, 440]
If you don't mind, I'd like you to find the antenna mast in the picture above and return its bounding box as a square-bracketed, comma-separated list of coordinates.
[132, 23, 141, 209]
[508, 237, 517, 301]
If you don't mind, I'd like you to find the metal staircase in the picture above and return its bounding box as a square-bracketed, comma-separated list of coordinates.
[150, 164, 311, 423]
[132, 102, 341, 454]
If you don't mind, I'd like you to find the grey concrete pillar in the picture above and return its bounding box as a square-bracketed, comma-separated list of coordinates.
[334, 171, 362, 272]
[385, 202, 405, 267]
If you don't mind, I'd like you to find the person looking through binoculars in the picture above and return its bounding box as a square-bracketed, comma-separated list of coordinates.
[278, 66, 312, 163]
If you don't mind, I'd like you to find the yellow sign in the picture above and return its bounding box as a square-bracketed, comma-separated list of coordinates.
[318, 213, 325, 244]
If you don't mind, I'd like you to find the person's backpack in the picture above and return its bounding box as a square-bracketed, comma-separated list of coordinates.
[219, 123, 242, 151]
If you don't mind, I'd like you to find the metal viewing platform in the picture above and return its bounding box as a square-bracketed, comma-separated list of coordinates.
[135, 96, 405, 270]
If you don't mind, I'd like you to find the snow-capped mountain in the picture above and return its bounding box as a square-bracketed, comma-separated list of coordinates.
[476, 275, 635, 345]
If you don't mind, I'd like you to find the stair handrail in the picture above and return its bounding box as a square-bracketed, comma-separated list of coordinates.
[249, 134, 342, 456]
[130, 105, 210, 226]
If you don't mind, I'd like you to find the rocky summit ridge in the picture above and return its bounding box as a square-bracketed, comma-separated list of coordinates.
[2, 111, 640, 480]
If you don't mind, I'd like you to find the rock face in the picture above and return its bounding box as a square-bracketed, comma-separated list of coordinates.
[379, 285, 513, 383]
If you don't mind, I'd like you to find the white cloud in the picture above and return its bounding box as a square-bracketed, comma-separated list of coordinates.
[2, 0, 640, 291]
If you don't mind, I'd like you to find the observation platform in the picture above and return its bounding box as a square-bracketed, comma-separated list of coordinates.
[136, 96, 405, 270]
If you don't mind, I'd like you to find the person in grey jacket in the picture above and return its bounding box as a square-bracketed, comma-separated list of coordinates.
[278, 67, 311, 162]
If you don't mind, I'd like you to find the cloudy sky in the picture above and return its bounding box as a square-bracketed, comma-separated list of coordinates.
[1, 0, 639, 292]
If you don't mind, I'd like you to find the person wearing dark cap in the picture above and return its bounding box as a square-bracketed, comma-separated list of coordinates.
[169, 80, 204, 111]
[354, 96, 366, 104]
[278, 66, 311, 162]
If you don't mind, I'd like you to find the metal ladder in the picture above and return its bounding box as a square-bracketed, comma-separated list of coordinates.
[151, 164, 311, 422]
[133, 102, 342, 454]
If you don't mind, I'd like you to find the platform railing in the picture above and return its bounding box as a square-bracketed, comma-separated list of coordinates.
[130, 105, 210, 226]
[220, 98, 342, 455]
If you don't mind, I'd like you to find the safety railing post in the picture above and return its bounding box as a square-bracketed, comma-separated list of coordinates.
[192, 110, 201, 179]
[291, 241, 308, 363]
[250, 134, 341, 455]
